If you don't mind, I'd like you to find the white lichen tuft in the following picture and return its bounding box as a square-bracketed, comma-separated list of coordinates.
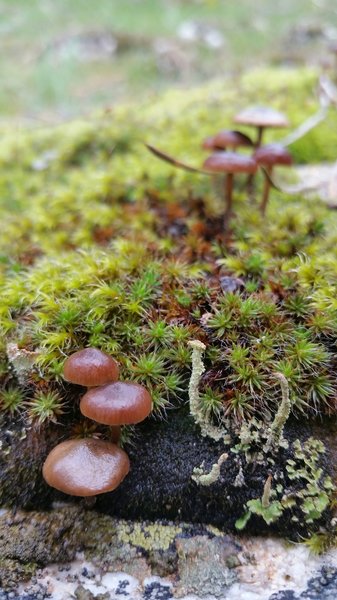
[192, 453, 228, 486]
[187, 340, 228, 441]
[233, 463, 246, 488]
[266, 372, 291, 450]
[6, 342, 40, 385]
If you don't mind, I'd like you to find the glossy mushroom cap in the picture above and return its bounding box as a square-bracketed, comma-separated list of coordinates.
[202, 130, 253, 151]
[202, 151, 257, 174]
[202, 135, 218, 150]
[253, 144, 293, 167]
[42, 438, 130, 496]
[63, 348, 119, 387]
[212, 130, 253, 150]
[234, 106, 289, 129]
[80, 381, 152, 425]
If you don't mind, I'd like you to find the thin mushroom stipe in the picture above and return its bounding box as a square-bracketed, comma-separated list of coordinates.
[202, 152, 257, 229]
[253, 144, 293, 214]
[146, 144, 257, 230]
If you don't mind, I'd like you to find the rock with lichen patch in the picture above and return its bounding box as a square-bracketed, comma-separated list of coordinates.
[0, 507, 241, 592]
[175, 535, 238, 597]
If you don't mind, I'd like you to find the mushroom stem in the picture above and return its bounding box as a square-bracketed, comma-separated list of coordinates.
[224, 172, 234, 228]
[246, 172, 255, 201]
[260, 166, 272, 215]
[256, 126, 264, 148]
[82, 496, 97, 509]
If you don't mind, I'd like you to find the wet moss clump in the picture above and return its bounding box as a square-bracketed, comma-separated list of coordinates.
[0, 66, 337, 535]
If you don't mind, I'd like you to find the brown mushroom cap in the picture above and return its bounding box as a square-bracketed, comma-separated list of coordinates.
[202, 151, 257, 174]
[253, 144, 293, 167]
[234, 106, 289, 129]
[80, 381, 153, 425]
[63, 348, 119, 387]
[202, 130, 253, 151]
[42, 438, 130, 496]
[202, 135, 217, 150]
[212, 130, 254, 149]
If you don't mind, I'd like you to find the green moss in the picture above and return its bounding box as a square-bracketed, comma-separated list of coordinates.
[0, 66, 337, 527]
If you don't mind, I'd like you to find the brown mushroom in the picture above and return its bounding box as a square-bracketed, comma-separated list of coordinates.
[234, 106, 289, 148]
[63, 348, 119, 387]
[80, 381, 152, 426]
[202, 135, 219, 150]
[42, 438, 130, 496]
[253, 144, 293, 214]
[202, 130, 253, 152]
[202, 152, 257, 228]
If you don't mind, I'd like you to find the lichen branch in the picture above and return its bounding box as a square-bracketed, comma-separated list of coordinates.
[267, 372, 291, 449]
[187, 340, 227, 441]
[192, 453, 228, 486]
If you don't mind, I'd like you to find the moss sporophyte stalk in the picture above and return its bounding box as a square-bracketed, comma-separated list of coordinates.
[0, 67, 336, 534]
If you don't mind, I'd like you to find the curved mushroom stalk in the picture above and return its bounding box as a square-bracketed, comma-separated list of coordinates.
[253, 144, 293, 215]
[203, 152, 257, 231]
[224, 172, 234, 226]
[260, 166, 273, 215]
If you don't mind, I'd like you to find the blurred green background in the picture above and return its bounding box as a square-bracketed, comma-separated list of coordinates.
[0, 0, 336, 121]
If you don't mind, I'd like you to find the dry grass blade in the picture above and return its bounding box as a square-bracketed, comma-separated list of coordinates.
[319, 75, 337, 107]
[280, 107, 328, 148]
[145, 143, 208, 174]
[261, 167, 322, 195]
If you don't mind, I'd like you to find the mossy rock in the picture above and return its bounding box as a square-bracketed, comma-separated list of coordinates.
[0, 66, 337, 536]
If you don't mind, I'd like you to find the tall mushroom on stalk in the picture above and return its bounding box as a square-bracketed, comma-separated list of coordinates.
[234, 106, 289, 148]
[202, 152, 257, 228]
[253, 144, 293, 215]
[146, 144, 258, 231]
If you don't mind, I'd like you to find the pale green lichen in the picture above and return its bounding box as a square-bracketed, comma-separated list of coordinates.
[192, 453, 228, 486]
[188, 340, 229, 442]
[266, 372, 291, 450]
[116, 521, 183, 552]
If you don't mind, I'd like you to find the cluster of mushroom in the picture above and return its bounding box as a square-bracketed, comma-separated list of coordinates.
[201, 106, 293, 221]
[147, 105, 293, 229]
[42, 348, 152, 497]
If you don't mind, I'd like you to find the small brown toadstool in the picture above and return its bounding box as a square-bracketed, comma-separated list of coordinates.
[234, 106, 289, 148]
[42, 438, 130, 496]
[63, 348, 119, 387]
[202, 151, 257, 228]
[253, 143, 293, 214]
[80, 381, 152, 426]
[202, 130, 253, 152]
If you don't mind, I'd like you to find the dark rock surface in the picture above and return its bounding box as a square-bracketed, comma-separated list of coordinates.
[0, 409, 334, 537]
